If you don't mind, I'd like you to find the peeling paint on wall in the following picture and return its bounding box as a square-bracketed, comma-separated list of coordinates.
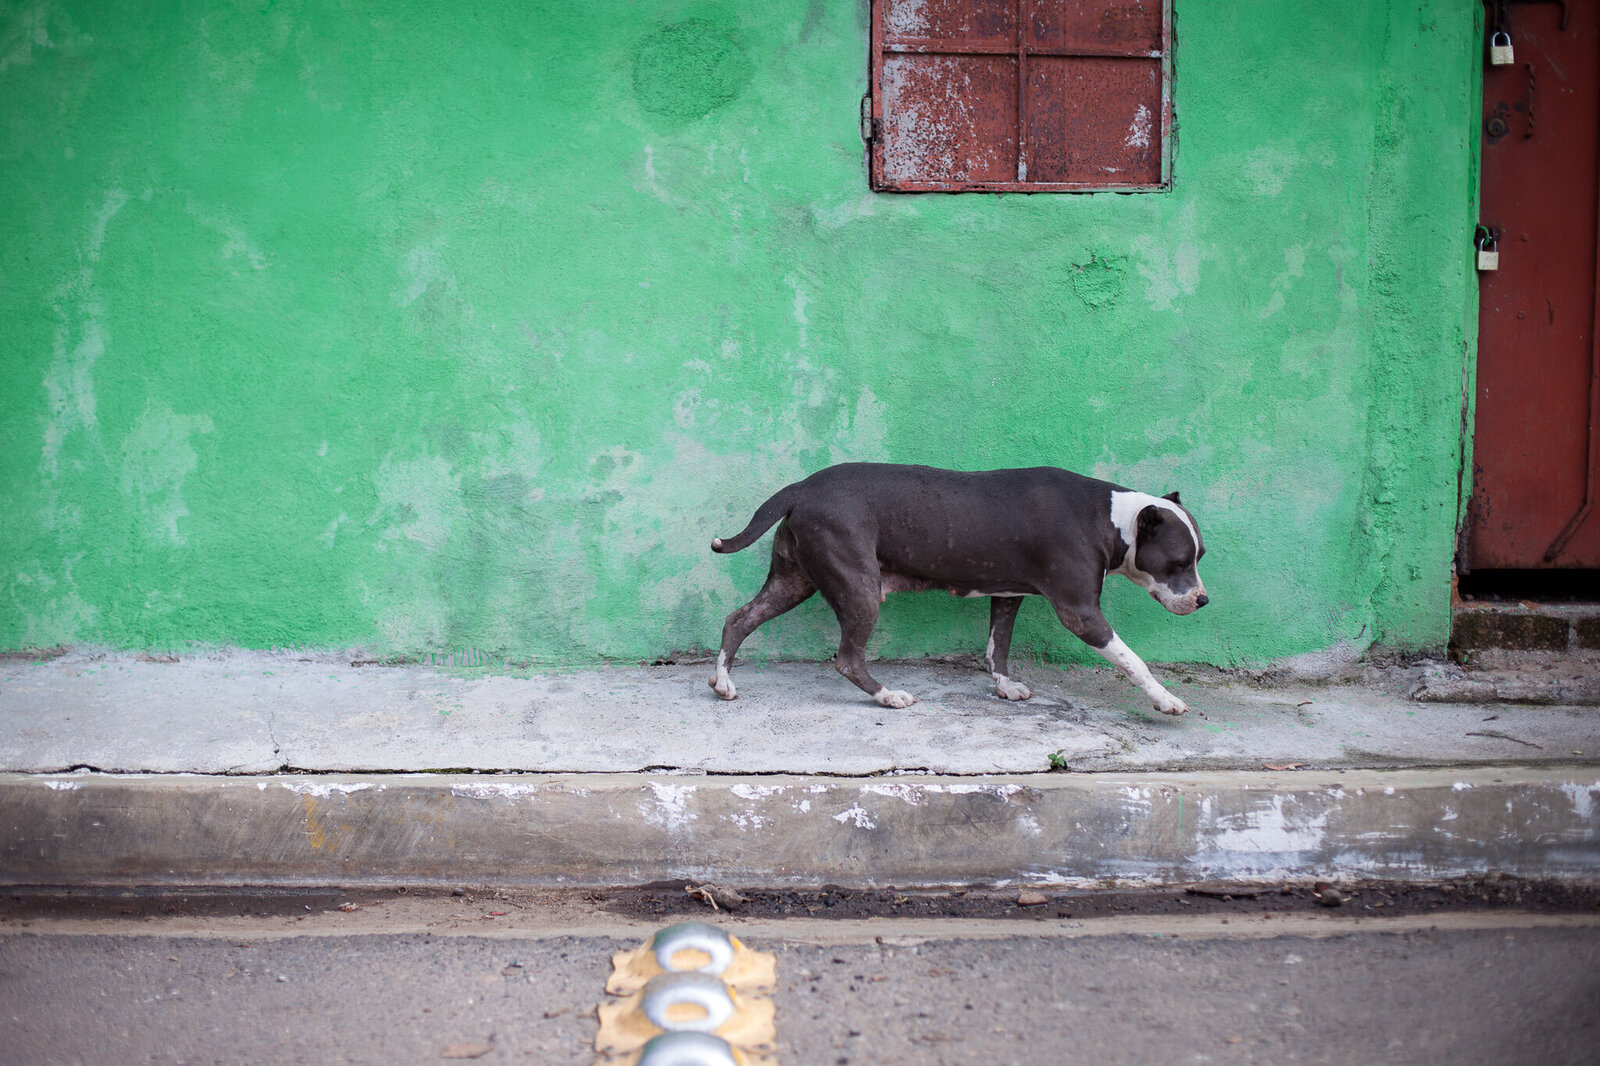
[41, 188, 127, 478]
[120, 404, 215, 546]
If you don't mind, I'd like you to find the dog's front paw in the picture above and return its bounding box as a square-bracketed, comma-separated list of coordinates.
[1153, 692, 1189, 716]
[709, 673, 738, 700]
[993, 674, 1033, 701]
[873, 688, 917, 709]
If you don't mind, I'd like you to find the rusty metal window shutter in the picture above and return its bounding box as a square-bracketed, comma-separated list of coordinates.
[869, 0, 1171, 192]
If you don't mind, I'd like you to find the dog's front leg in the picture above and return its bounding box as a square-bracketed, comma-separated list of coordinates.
[1094, 633, 1188, 716]
[1048, 597, 1188, 716]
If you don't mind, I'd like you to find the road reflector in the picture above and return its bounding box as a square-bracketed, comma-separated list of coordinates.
[596, 972, 776, 1058]
[597, 922, 778, 1064]
[635, 1032, 748, 1066]
[606, 921, 776, 995]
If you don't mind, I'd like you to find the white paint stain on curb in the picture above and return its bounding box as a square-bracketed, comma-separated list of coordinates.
[833, 805, 876, 830]
[449, 782, 588, 800]
[273, 781, 377, 798]
[729, 783, 789, 801]
[641, 782, 697, 832]
[1561, 781, 1599, 821]
[861, 783, 924, 805]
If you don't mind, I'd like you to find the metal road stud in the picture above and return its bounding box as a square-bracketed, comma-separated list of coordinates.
[640, 972, 738, 1033]
[651, 922, 736, 976]
[636, 1032, 743, 1066]
[598, 922, 779, 1064]
[608, 922, 776, 997]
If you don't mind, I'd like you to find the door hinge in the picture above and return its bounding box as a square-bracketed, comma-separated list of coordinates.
[860, 94, 876, 144]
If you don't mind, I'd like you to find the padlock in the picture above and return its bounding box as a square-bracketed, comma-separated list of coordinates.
[1477, 235, 1499, 271]
[1489, 31, 1514, 65]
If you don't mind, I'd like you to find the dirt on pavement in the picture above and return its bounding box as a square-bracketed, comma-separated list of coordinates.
[5, 875, 1598, 927]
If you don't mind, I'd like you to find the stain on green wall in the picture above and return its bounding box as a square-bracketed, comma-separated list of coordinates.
[634, 17, 754, 127]
[0, 1, 1479, 665]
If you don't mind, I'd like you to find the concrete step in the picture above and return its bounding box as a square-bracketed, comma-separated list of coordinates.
[3, 767, 1597, 889]
[1433, 601, 1600, 705]
[1450, 601, 1600, 656]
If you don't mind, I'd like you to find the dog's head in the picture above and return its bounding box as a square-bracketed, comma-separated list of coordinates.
[1128, 492, 1207, 615]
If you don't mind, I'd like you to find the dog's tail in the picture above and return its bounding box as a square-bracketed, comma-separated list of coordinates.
[711, 485, 799, 554]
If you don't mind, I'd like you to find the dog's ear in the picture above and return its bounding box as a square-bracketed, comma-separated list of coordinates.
[1162, 491, 1181, 505]
[1137, 504, 1165, 538]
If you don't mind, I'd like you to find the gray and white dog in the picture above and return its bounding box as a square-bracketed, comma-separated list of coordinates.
[709, 463, 1207, 714]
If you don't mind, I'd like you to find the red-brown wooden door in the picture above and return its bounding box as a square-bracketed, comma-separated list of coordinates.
[1467, 1, 1600, 573]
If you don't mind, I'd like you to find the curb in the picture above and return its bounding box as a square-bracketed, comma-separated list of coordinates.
[3, 769, 1598, 888]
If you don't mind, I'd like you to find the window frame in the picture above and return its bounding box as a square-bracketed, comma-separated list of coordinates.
[867, 0, 1174, 193]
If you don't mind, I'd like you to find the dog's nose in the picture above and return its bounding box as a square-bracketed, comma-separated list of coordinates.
[1195, 593, 1209, 608]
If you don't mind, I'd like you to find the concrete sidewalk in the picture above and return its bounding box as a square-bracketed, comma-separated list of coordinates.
[2, 650, 1598, 888]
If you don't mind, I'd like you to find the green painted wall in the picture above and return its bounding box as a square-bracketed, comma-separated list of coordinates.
[1, 1, 1479, 666]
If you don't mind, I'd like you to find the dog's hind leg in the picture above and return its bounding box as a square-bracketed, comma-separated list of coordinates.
[804, 561, 914, 708]
[827, 591, 915, 708]
[785, 522, 915, 709]
[985, 596, 1032, 701]
[710, 525, 815, 700]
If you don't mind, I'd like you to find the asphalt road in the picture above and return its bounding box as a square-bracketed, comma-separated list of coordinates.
[2, 900, 1597, 1065]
